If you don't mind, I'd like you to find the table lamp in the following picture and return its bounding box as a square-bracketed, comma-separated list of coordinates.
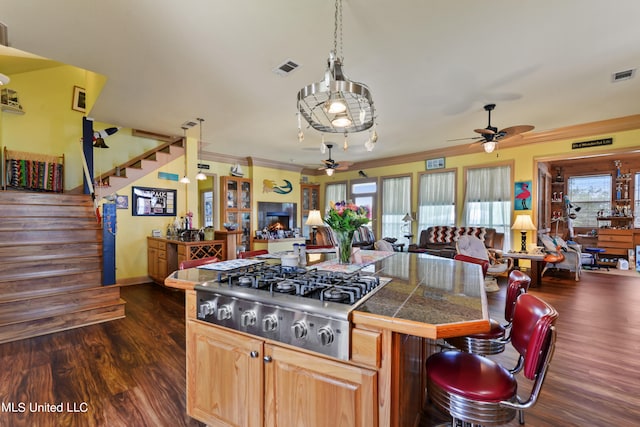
[305, 210, 324, 245]
[511, 214, 536, 253]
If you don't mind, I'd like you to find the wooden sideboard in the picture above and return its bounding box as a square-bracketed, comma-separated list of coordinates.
[147, 237, 226, 284]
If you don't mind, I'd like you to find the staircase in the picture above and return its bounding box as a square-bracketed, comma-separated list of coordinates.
[92, 138, 185, 197]
[0, 191, 125, 343]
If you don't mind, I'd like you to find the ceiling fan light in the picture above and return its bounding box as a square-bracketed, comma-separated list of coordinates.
[483, 140, 496, 153]
[326, 168, 335, 176]
[331, 112, 352, 128]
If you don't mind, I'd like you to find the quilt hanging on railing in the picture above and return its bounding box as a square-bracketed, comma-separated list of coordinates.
[6, 159, 64, 192]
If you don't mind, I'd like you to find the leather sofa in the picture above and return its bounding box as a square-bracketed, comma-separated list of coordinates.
[314, 225, 376, 250]
[408, 226, 504, 258]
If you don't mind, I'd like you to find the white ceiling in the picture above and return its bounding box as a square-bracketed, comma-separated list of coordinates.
[1, 0, 640, 169]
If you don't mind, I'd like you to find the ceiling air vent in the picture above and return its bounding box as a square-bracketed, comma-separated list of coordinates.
[273, 59, 300, 76]
[612, 68, 635, 82]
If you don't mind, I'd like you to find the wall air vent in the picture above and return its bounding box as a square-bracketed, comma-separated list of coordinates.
[612, 68, 635, 82]
[273, 59, 300, 76]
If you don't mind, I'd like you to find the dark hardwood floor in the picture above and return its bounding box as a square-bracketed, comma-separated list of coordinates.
[0, 270, 639, 426]
[422, 268, 640, 427]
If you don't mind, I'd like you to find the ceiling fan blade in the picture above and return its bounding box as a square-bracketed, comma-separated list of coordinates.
[474, 128, 496, 136]
[499, 125, 534, 138]
[447, 136, 483, 142]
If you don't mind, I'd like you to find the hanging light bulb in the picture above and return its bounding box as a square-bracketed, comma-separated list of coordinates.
[180, 126, 190, 184]
[364, 138, 374, 152]
[195, 118, 207, 180]
[324, 92, 347, 114]
[326, 167, 335, 176]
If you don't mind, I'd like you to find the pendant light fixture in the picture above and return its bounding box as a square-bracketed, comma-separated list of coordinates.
[179, 126, 190, 184]
[195, 117, 207, 181]
[296, 0, 376, 139]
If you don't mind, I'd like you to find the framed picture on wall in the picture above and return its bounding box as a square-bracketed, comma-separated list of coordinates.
[132, 186, 176, 216]
[514, 181, 532, 210]
[72, 86, 86, 113]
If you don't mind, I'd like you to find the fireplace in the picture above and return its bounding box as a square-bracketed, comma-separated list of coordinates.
[257, 202, 297, 238]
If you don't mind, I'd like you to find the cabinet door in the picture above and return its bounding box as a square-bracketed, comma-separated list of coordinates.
[186, 321, 263, 427]
[264, 344, 377, 427]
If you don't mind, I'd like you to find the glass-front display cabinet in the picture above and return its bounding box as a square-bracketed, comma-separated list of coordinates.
[221, 176, 253, 251]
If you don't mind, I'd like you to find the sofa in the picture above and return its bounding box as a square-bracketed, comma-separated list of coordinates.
[408, 226, 504, 258]
[314, 225, 376, 250]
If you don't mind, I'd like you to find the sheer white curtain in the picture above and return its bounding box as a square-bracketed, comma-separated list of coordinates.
[417, 171, 456, 231]
[381, 176, 411, 239]
[463, 165, 512, 250]
[325, 182, 347, 212]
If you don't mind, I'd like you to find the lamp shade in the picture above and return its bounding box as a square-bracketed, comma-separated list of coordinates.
[483, 140, 496, 153]
[305, 210, 324, 227]
[511, 214, 536, 231]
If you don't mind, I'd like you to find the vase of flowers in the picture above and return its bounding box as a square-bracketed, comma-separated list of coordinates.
[324, 201, 370, 264]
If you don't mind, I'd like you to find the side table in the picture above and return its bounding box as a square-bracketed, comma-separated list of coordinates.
[584, 247, 608, 271]
[503, 252, 547, 287]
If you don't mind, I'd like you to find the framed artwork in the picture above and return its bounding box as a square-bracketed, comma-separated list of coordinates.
[115, 194, 129, 209]
[132, 186, 176, 217]
[514, 181, 532, 210]
[72, 86, 86, 113]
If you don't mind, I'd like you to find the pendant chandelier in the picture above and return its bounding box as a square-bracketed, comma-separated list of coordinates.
[296, 0, 376, 140]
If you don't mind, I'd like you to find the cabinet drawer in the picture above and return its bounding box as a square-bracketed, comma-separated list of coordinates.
[158, 249, 166, 260]
[351, 328, 381, 368]
[148, 239, 159, 249]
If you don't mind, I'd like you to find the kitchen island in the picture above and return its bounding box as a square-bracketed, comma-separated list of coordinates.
[165, 252, 489, 427]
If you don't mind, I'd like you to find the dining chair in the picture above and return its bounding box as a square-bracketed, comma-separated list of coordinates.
[427, 293, 558, 426]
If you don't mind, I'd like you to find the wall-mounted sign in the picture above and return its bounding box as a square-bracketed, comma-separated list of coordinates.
[158, 171, 179, 181]
[197, 163, 210, 170]
[132, 186, 176, 216]
[426, 157, 445, 170]
[572, 138, 613, 149]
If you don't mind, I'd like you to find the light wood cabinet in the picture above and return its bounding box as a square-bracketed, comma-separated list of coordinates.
[147, 237, 226, 284]
[221, 176, 253, 251]
[598, 228, 634, 263]
[147, 238, 168, 283]
[185, 292, 378, 427]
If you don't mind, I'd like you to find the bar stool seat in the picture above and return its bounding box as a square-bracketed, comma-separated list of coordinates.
[427, 351, 516, 401]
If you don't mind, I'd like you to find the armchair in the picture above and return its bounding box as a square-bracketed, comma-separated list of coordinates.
[538, 233, 581, 281]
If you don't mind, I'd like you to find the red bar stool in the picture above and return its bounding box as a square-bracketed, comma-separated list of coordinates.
[445, 269, 531, 355]
[426, 293, 558, 426]
[238, 249, 268, 259]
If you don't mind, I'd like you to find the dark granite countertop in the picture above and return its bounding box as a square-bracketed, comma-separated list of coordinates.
[164, 252, 489, 339]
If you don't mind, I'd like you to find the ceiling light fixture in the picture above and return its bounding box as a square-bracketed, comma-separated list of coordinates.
[180, 126, 190, 184]
[326, 167, 335, 177]
[296, 0, 375, 139]
[195, 117, 207, 181]
[483, 140, 496, 153]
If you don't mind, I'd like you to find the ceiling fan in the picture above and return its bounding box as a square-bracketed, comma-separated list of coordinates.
[317, 143, 352, 176]
[451, 104, 534, 153]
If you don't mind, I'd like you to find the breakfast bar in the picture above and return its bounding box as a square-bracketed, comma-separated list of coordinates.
[165, 252, 489, 427]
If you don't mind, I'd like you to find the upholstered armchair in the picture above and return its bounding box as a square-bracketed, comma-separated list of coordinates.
[538, 233, 581, 281]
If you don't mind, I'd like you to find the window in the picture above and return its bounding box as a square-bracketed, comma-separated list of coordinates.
[381, 176, 411, 240]
[350, 179, 377, 228]
[325, 182, 347, 212]
[463, 165, 512, 250]
[417, 170, 455, 230]
[567, 174, 611, 228]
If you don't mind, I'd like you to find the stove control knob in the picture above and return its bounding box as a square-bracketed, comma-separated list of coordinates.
[291, 321, 307, 339]
[262, 314, 278, 332]
[317, 326, 335, 346]
[198, 301, 215, 318]
[217, 304, 232, 321]
[241, 310, 257, 327]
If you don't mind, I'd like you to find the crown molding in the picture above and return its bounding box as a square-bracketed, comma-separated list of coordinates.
[248, 157, 304, 172]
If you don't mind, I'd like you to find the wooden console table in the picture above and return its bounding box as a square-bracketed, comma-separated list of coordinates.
[503, 252, 546, 287]
[147, 237, 226, 284]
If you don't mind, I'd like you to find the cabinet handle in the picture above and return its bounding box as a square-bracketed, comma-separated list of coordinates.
[250, 351, 259, 358]
[263, 355, 272, 363]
